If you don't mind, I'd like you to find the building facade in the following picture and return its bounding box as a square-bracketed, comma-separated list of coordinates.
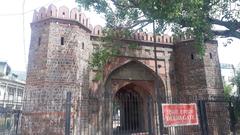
[22, 4, 229, 135]
[0, 62, 25, 134]
[0, 62, 25, 110]
[0, 78, 24, 110]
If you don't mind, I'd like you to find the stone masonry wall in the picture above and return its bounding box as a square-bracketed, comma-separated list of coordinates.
[24, 4, 229, 135]
[174, 40, 230, 135]
[174, 40, 208, 98]
[23, 17, 92, 135]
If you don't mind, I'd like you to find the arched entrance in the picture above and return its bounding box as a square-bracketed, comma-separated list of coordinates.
[102, 60, 166, 135]
[113, 84, 146, 134]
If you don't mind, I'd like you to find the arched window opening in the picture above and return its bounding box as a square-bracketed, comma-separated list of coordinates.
[61, 37, 64, 45]
[38, 37, 41, 46]
[75, 14, 77, 19]
[191, 53, 194, 60]
[82, 42, 85, 49]
[210, 53, 213, 59]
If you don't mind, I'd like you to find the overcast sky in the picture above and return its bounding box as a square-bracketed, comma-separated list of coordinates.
[0, 0, 240, 71]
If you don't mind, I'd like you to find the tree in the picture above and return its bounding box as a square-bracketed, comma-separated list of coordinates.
[230, 69, 240, 122]
[232, 70, 240, 95]
[77, 0, 240, 78]
[76, 0, 240, 43]
[224, 83, 233, 99]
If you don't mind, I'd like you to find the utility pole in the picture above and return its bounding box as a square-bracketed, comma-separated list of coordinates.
[65, 92, 72, 135]
[153, 20, 164, 135]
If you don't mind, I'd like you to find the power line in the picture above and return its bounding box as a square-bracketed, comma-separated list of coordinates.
[19, 0, 62, 69]
[22, 0, 27, 69]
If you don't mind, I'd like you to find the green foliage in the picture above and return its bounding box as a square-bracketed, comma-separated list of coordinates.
[232, 69, 240, 118]
[224, 83, 233, 99]
[224, 71, 240, 120]
[232, 70, 240, 95]
[77, 0, 240, 53]
[90, 47, 113, 80]
[90, 47, 112, 70]
[128, 43, 139, 49]
[90, 28, 133, 80]
[232, 97, 240, 119]
[223, 84, 240, 120]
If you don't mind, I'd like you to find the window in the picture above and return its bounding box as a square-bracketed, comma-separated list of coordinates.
[63, 12, 65, 15]
[7, 87, 15, 96]
[61, 37, 64, 45]
[191, 53, 194, 60]
[97, 30, 100, 35]
[17, 89, 23, 96]
[209, 53, 213, 59]
[38, 37, 41, 46]
[75, 14, 77, 19]
[50, 11, 53, 16]
[82, 42, 84, 49]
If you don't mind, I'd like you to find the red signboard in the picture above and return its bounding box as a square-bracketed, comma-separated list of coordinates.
[162, 103, 199, 127]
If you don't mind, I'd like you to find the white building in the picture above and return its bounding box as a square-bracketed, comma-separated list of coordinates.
[0, 62, 25, 110]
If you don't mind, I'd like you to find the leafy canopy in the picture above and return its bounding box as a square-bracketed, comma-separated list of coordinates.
[77, 0, 240, 40]
[78, 0, 240, 79]
[232, 70, 240, 95]
[224, 83, 233, 99]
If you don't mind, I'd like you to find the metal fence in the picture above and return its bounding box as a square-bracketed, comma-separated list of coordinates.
[0, 105, 21, 135]
[0, 94, 238, 135]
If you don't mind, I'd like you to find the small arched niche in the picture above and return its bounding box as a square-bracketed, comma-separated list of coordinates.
[39, 7, 47, 19]
[47, 4, 57, 17]
[58, 6, 69, 19]
[70, 8, 79, 20]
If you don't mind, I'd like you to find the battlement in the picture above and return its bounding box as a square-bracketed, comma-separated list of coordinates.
[33, 4, 93, 32]
[33, 4, 198, 45]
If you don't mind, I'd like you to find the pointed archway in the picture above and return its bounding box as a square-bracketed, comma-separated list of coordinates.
[101, 60, 166, 135]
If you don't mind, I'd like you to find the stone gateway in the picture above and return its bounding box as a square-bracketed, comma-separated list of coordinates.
[22, 4, 230, 135]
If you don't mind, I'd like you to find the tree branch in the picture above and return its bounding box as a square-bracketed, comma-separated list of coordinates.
[209, 18, 240, 31]
[211, 30, 240, 38]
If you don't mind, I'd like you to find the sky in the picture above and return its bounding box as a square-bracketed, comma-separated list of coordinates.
[0, 0, 240, 72]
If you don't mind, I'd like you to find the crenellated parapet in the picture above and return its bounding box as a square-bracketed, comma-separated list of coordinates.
[33, 4, 91, 30]
[132, 32, 174, 44]
[32, 4, 181, 44]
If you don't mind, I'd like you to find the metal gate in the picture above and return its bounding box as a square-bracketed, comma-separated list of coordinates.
[110, 95, 237, 135]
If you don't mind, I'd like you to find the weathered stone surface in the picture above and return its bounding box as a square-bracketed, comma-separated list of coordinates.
[23, 5, 229, 135]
